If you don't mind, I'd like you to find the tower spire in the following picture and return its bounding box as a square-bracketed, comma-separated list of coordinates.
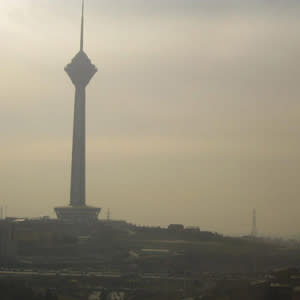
[80, 0, 85, 51]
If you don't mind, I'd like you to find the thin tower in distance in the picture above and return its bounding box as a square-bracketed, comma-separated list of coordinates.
[251, 209, 258, 237]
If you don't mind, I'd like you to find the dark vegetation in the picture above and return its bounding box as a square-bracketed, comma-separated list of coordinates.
[0, 279, 57, 300]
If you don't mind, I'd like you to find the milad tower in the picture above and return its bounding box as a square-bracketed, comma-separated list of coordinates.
[55, 0, 101, 222]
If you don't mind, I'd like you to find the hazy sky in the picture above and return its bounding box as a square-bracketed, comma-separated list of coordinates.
[1, 0, 300, 236]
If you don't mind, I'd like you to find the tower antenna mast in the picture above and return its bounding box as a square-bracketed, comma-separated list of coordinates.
[80, 0, 85, 51]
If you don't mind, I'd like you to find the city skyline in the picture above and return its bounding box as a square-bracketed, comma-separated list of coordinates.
[1, 0, 300, 235]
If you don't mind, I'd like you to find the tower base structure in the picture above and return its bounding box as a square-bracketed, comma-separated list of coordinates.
[55, 206, 100, 223]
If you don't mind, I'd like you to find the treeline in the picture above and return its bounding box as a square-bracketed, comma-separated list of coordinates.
[0, 280, 57, 300]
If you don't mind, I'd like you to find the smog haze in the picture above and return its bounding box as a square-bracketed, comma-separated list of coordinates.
[1, 0, 300, 236]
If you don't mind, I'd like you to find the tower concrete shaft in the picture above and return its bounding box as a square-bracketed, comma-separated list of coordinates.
[70, 86, 86, 206]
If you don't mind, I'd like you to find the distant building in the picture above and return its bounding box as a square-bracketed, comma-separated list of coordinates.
[185, 226, 200, 233]
[168, 224, 184, 231]
[0, 221, 17, 262]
